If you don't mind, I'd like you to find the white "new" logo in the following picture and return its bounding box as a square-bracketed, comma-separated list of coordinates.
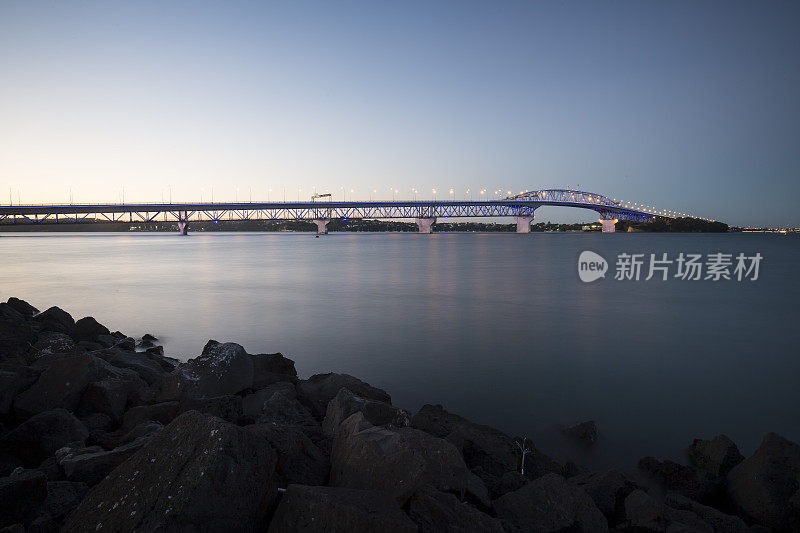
[578, 251, 608, 282]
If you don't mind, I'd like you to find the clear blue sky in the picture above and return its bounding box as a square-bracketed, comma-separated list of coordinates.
[1, 1, 798, 226]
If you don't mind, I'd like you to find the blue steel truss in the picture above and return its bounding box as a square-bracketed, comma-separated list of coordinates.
[0, 189, 664, 226]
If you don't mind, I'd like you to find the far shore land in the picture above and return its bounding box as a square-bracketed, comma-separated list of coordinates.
[0, 216, 731, 234]
[1, 297, 798, 531]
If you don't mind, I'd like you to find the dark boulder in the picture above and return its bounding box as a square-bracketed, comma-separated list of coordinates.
[688, 434, 744, 477]
[0, 364, 41, 416]
[31, 332, 76, 357]
[58, 435, 154, 486]
[497, 470, 528, 496]
[298, 373, 391, 419]
[73, 317, 110, 343]
[330, 412, 469, 505]
[99, 349, 166, 385]
[13, 353, 99, 417]
[665, 492, 750, 533]
[493, 472, 608, 532]
[142, 333, 157, 342]
[242, 381, 297, 418]
[177, 394, 243, 424]
[177, 340, 254, 397]
[0, 408, 88, 465]
[562, 420, 598, 444]
[37, 480, 89, 522]
[6, 298, 38, 317]
[726, 432, 800, 531]
[119, 401, 179, 433]
[638, 456, 723, 506]
[322, 387, 410, 437]
[568, 469, 639, 526]
[144, 345, 164, 356]
[78, 379, 134, 422]
[249, 424, 330, 486]
[411, 404, 561, 497]
[252, 352, 297, 389]
[0, 470, 47, 528]
[408, 485, 504, 532]
[0, 303, 37, 359]
[64, 411, 278, 532]
[268, 484, 416, 533]
[32, 307, 75, 337]
[255, 391, 321, 441]
[620, 489, 712, 532]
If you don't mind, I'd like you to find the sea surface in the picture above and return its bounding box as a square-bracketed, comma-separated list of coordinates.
[2, 231, 798, 469]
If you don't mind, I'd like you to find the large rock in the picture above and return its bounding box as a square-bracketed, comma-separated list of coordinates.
[78, 379, 136, 422]
[177, 340, 254, 397]
[0, 409, 88, 465]
[0, 470, 47, 528]
[98, 349, 168, 386]
[411, 404, 561, 496]
[408, 485, 504, 532]
[31, 332, 76, 357]
[688, 434, 744, 477]
[562, 420, 598, 444]
[5, 298, 38, 318]
[119, 401, 179, 433]
[621, 489, 712, 532]
[569, 469, 639, 526]
[0, 364, 41, 415]
[255, 391, 321, 440]
[665, 492, 750, 533]
[330, 412, 469, 505]
[249, 424, 329, 486]
[493, 472, 608, 532]
[32, 307, 75, 337]
[242, 381, 297, 418]
[38, 480, 89, 522]
[0, 303, 37, 359]
[726, 432, 800, 531]
[177, 394, 243, 424]
[298, 373, 391, 419]
[322, 387, 410, 437]
[252, 352, 297, 389]
[58, 436, 154, 486]
[638, 456, 722, 505]
[73, 317, 110, 343]
[13, 353, 102, 418]
[63, 411, 278, 532]
[268, 484, 416, 533]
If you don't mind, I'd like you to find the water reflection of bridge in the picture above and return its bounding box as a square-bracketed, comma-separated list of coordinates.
[0, 189, 669, 235]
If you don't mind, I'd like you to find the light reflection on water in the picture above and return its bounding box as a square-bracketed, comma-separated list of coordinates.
[2, 231, 798, 469]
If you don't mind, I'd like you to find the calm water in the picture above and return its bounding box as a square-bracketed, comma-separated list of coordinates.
[2, 231, 798, 469]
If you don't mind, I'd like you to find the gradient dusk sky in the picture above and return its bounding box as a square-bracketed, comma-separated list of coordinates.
[1, 1, 798, 226]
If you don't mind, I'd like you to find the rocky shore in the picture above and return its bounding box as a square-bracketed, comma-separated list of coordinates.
[1, 297, 798, 532]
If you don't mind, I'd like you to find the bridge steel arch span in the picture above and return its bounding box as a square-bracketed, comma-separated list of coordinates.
[0, 189, 665, 234]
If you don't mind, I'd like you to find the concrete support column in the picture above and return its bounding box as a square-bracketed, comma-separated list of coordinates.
[313, 219, 330, 234]
[515, 215, 535, 233]
[178, 220, 188, 235]
[600, 219, 617, 233]
[416, 217, 436, 234]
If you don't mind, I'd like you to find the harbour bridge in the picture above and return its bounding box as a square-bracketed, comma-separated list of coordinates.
[0, 189, 669, 235]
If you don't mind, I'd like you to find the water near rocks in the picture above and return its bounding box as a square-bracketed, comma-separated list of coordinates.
[2, 231, 798, 469]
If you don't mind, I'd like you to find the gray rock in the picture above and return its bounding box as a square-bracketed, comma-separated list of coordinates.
[665, 492, 750, 533]
[726, 432, 800, 531]
[688, 434, 744, 477]
[144, 345, 164, 356]
[0, 409, 88, 465]
[36, 456, 63, 481]
[322, 387, 410, 438]
[331, 412, 469, 505]
[638, 456, 722, 506]
[0, 364, 41, 415]
[38, 480, 89, 521]
[569, 469, 639, 526]
[252, 352, 297, 389]
[78, 413, 113, 432]
[5, 298, 38, 318]
[13, 353, 101, 417]
[621, 489, 712, 532]
[408, 485, 504, 532]
[78, 379, 132, 421]
[298, 373, 391, 419]
[255, 391, 321, 440]
[63, 411, 278, 532]
[268, 484, 417, 533]
[177, 340, 254, 397]
[59, 435, 153, 486]
[32, 307, 75, 337]
[497, 470, 527, 496]
[99, 349, 167, 385]
[177, 394, 242, 424]
[0, 303, 37, 359]
[466, 470, 492, 510]
[0, 469, 47, 528]
[562, 420, 598, 444]
[73, 317, 110, 343]
[493, 472, 608, 532]
[411, 404, 562, 497]
[119, 401, 179, 433]
[248, 424, 330, 486]
[242, 381, 297, 418]
[31, 332, 76, 357]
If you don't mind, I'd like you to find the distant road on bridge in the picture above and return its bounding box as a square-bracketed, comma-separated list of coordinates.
[0, 189, 667, 234]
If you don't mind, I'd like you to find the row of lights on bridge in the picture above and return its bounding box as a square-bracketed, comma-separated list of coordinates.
[611, 198, 716, 223]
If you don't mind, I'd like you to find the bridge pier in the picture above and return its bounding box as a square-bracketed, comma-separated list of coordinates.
[600, 219, 617, 233]
[313, 219, 329, 234]
[515, 215, 535, 233]
[416, 217, 436, 234]
[177, 221, 188, 236]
